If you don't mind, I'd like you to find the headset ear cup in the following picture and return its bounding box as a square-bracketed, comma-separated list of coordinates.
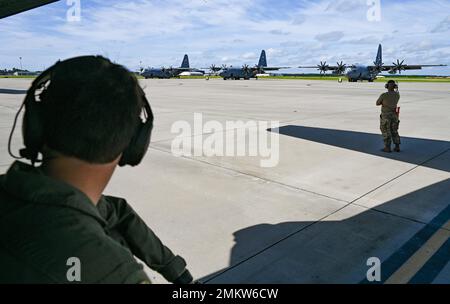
[16, 65, 54, 164]
[119, 121, 152, 167]
[119, 89, 153, 167]
[22, 97, 45, 162]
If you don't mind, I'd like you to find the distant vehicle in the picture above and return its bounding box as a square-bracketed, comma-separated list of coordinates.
[140, 55, 204, 79]
[208, 50, 289, 80]
[299, 44, 447, 82]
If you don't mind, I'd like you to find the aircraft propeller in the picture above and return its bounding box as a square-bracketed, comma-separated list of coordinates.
[373, 60, 384, 73]
[317, 61, 330, 74]
[254, 64, 264, 74]
[392, 59, 407, 74]
[335, 61, 347, 75]
[160, 66, 174, 76]
[209, 64, 223, 72]
[242, 64, 251, 74]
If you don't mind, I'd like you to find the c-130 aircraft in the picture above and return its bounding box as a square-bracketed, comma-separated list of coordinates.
[299, 44, 446, 82]
[207, 50, 289, 80]
[140, 55, 204, 79]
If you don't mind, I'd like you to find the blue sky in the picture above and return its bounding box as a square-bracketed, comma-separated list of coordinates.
[1, 0, 449, 75]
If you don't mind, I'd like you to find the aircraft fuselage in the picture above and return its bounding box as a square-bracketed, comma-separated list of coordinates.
[219, 68, 255, 80]
[346, 65, 377, 82]
[141, 68, 181, 79]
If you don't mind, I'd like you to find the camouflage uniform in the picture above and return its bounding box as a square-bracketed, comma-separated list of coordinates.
[377, 90, 400, 148]
[380, 112, 400, 146]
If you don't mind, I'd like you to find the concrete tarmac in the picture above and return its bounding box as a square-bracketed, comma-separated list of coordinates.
[1, 78, 449, 283]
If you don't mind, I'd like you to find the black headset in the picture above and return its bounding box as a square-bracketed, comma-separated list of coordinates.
[8, 56, 153, 167]
[385, 80, 398, 89]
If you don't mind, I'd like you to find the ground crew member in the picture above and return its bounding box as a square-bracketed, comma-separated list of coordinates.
[376, 80, 401, 153]
[0, 56, 193, 284]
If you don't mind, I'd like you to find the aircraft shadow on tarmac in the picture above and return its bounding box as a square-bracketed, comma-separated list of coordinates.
[268, 125, 450, 173]
[199, 179, 450, 284]
[0, 88, 28, 95]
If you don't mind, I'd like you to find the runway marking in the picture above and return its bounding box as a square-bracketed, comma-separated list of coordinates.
[410, 238, 450, 283]
[361, 204, 450, 284]
[385, 220, 449, 284]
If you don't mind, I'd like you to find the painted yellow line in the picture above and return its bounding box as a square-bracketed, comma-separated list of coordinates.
[385, 220, 450, 284]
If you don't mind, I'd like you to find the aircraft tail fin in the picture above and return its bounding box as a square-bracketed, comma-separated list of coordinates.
[375, 44, 383, 66]
[181, 54, 190, 68]
[258, 50, 267, 67]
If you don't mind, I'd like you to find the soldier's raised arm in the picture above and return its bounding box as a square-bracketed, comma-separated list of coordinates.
[376, 93, 384, 106]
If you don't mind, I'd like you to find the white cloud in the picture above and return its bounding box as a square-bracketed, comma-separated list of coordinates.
[431, 15, 450, 33]
[270, 29, 290, 36]
[325, 0, 365, 13]
[242, 52, 257, 60]
[0, 0, 449, 75]
[315, 31, 345, 42]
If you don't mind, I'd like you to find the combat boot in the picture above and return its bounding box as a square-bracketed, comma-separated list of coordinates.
[382, 145, 392, 153]
[394, 144, 401, 152]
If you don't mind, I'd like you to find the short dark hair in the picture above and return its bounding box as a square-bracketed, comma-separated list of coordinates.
[387, 80, 396, 85]
[40, 56, 143, 164]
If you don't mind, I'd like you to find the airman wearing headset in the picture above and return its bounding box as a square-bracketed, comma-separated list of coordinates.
[0, 56, 192, 284]
[376, 80, 401, 153]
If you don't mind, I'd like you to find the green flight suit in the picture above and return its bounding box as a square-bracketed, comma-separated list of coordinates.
[0, 161, 192, 284]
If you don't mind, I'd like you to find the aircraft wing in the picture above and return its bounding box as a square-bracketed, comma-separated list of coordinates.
[368, 64, 447, 72]
[260, 66, 290, 71]
[165, 67, 200, 73]
[201, 67, 222, 72]
[383, 64, 447, 71]
[298, 65, 343, 71]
